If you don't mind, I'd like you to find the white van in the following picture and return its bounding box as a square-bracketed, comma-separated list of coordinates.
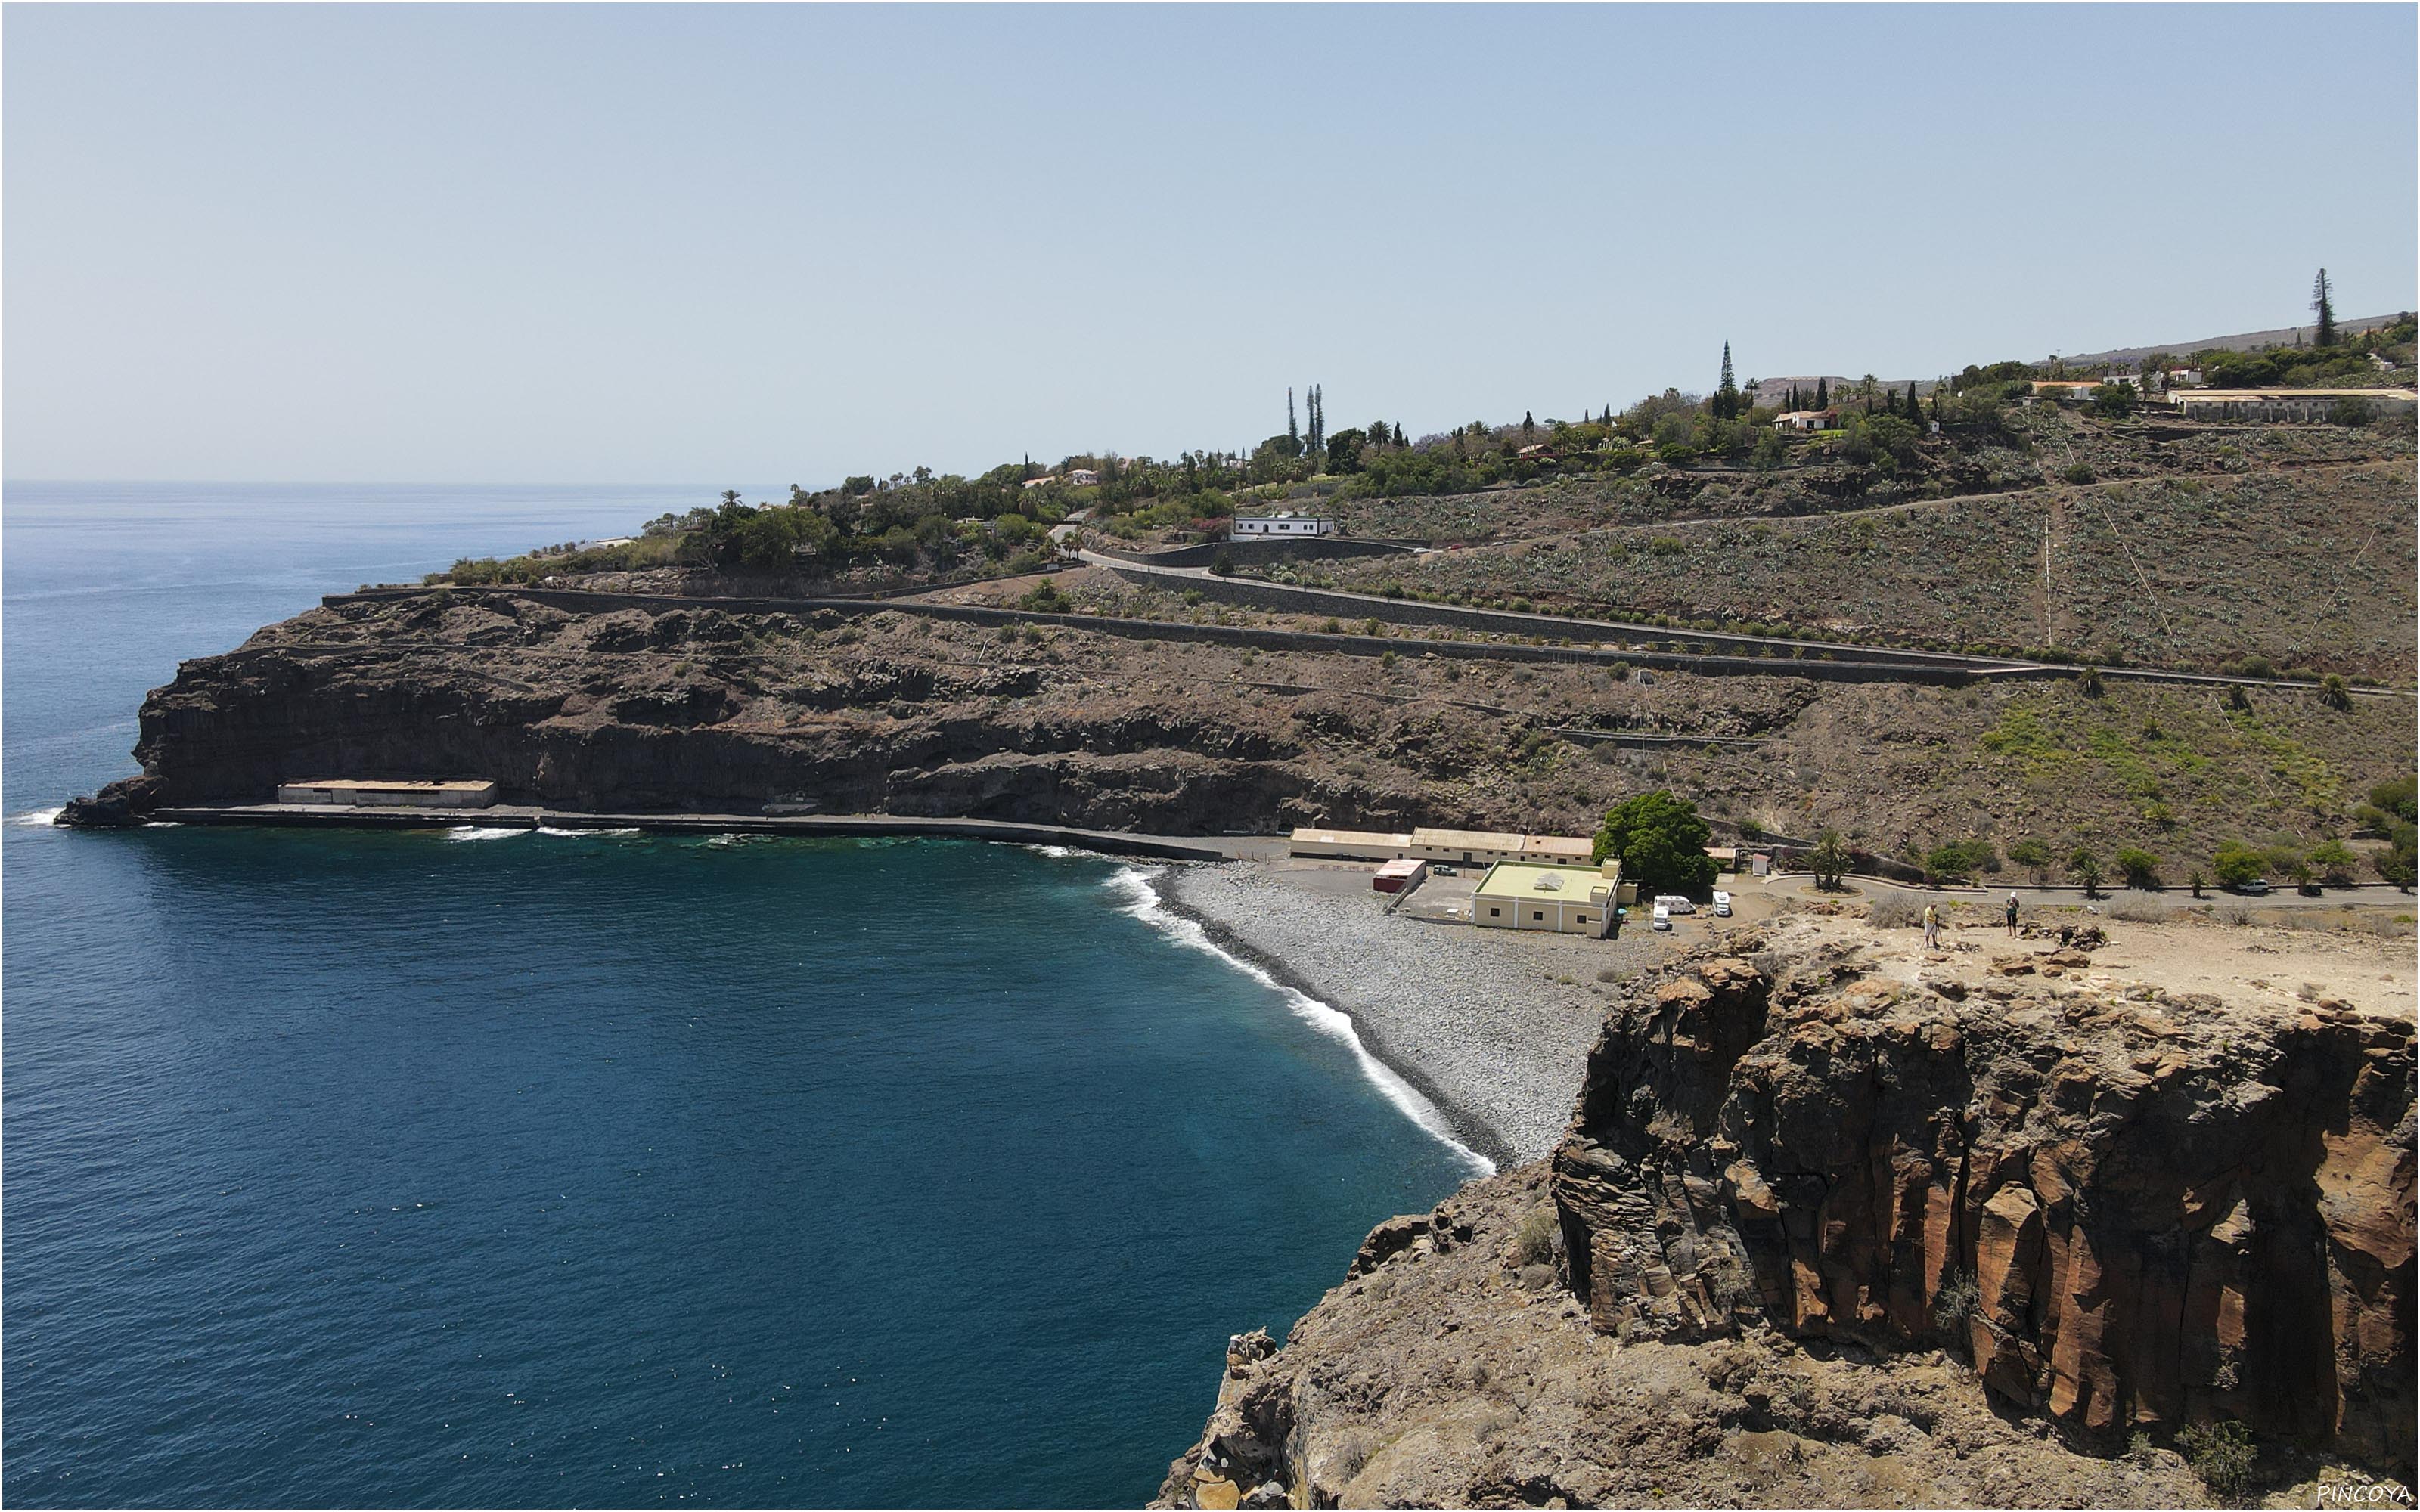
[1654, 894, 1696, 915]
[1651, 902, 1673, 931]
[1711, 890, 1733, 916]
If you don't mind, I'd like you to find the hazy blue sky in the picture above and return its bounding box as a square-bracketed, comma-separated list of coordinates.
[7, 4, 2414, 485]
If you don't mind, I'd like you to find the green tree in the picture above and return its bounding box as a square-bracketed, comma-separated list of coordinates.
[2313, 268, 2337, 347]
[2089, 383, 2136, 418]
[2375, 831, 2417, 890]
[1590, 790, 1720, 900]
[2307, 840, 2360, 886]
[2211, 839, 2268, 888]
[2318, 674, 2352, 710]
[2068, 847, 2105, 897]
[1287, 387, 1300, 452]
[2114, 847, 2161, 888]
[1325, 426, 1367, 475]
[2006, 838, 2052, 884]
[1713, 341, 1740, 420]
[1807, 829, 1852, 891]
[1925, 838, 1996, 884]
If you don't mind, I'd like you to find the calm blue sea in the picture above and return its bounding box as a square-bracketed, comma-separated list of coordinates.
[1, 482, 1481, 1507]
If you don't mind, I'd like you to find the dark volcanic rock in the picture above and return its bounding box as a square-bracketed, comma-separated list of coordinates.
[1548, 937, 2415, 1472]
[1156, 923, 2415, 1509]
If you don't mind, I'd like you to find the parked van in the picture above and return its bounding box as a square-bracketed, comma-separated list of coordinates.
[1651, 902, 1672, 931]
[1711, 890, 1733, 917]
[1654, 894, 1696, 915]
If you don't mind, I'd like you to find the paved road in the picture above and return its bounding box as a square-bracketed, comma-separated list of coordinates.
[1078, 546, 2405, 697]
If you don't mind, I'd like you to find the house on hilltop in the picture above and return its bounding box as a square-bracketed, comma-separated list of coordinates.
[1772, 409, 1837, 432]
[1233, 512, 1337, 538]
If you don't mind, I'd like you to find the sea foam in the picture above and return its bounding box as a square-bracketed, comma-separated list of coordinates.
[442, 826, 527, 842]
[13, 807, 67, 826]
[1103, 866, 1494, 1176]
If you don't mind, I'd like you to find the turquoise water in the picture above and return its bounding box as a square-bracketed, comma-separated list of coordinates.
[2, 483, 1481, 1507]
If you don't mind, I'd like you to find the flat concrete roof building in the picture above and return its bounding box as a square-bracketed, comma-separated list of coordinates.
[2170, 388, 2416, 423]
[278, 778, 498, 809]
[1289, 826, 1411, 861]
[1472, 860, 1621, 937]
[1410, 826, 1528, 866]
[1522, 834, 1595, 864]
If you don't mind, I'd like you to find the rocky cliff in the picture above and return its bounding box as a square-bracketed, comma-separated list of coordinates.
[57, 585, 1812, 832]
[1158, 919, 2415, 1507]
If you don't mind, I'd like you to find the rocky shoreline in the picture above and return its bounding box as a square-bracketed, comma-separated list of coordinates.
[1153, 863, 1609, 1168]
[1154, 914, 2418, 1508]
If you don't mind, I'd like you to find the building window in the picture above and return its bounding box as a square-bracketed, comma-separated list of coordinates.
[1488, 907, 1500, 918]
[1533, 911, 1544, 921]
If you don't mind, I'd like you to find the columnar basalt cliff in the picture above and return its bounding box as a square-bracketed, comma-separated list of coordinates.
[1158, 922, 2415, 1508]
[1551, 938, 2415, 1467]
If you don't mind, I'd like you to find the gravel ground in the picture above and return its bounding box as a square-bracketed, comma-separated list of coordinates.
[1162, 863, 1613, 1166]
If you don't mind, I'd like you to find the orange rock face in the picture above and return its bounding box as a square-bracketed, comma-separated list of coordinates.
[1549, 948, 2416, 1474]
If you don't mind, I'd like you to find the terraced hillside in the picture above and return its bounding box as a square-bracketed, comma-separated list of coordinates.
[1320, 457, 2415, 677]
[1307, 408, 2420, 677]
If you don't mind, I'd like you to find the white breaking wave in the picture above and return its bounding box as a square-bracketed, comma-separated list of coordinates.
[1103, 866, 1494, 1176]
[443, 826, 527, 842]
[1025, 842, 1110, 862]
[535, 826, 643, 838]
[12, 807, 65, 827]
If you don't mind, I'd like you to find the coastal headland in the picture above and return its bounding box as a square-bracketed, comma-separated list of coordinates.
[53, 361, 2420, 1510]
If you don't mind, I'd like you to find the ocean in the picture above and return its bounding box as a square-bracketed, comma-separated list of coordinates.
[1, 482, 1484, 1507]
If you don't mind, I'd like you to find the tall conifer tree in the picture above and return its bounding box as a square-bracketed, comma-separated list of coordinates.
[2313, 269, 2338, 347]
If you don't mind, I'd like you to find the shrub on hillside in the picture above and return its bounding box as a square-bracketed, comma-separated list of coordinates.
[2175, 1421, 2257, 1498]
[2114, 847, 2162, 888]
[2212, 840, 2268, 888]
[1924, 838, 1997, 884]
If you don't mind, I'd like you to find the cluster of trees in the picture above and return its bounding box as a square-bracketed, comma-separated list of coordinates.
[1590, 790, 1720, 901]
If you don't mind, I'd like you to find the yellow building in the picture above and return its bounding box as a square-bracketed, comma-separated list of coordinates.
[1472, 860, 1623, 937]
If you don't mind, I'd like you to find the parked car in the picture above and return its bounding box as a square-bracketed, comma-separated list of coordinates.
[1711, 890, 1733, 917]
[1654, 894, 1696, 915]
[2232, 878, 2271, 896]
[1651, 902, 1673, 931]
[1430, 864, 1457, 876]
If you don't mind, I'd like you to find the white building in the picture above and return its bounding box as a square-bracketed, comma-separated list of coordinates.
[1066, 469, 1101, 486]
[2170, 389, 2417, 423]
[1233, 512, 1338, 538]
[1772, 410, 1836, 432]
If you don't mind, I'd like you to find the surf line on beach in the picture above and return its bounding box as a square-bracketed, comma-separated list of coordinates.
[1102, 863, 1498, 1176]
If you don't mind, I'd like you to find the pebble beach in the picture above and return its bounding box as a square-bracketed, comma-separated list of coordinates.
[1161, 862, 1616, 1166]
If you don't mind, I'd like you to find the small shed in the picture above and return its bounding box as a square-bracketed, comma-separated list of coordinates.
[1373, 857, 1427, 894]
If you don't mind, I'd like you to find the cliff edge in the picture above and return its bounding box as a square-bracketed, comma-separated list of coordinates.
[1157, 917, 2415, 1507]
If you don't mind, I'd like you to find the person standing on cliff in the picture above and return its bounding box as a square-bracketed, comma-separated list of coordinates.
[2005, 891, 2021, 938]
[1922, 901, 1941, 949]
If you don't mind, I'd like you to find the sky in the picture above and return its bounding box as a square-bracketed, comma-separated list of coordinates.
[6, 4, 2415, 487]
